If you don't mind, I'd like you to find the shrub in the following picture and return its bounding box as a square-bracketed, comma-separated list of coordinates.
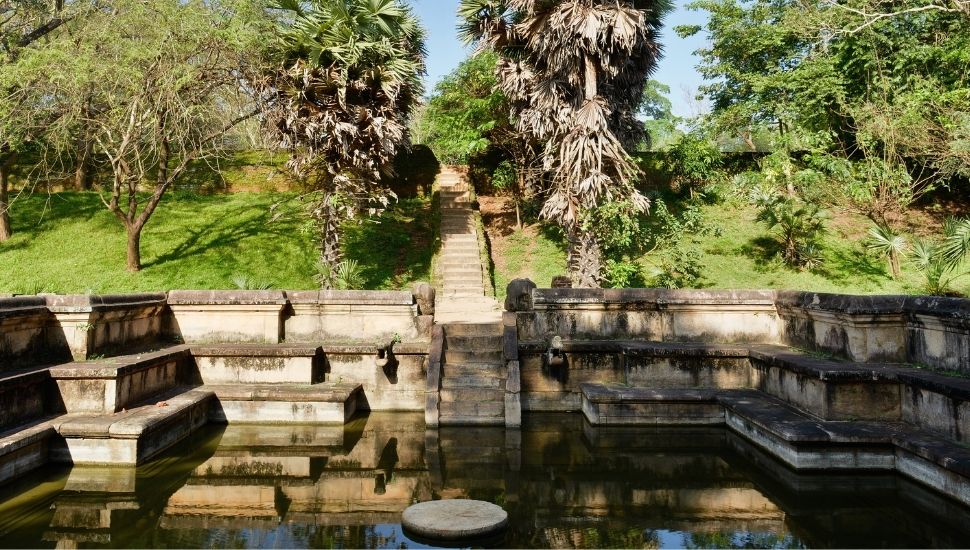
[755, 195, 828, 270]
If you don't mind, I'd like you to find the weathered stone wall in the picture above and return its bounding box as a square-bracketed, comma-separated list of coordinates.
[517, 288, 780, 344]
[167, 289, 432, 344]
[513, 284, 970, 375]
[0, 297, 60, 370]
[45, 294, 168, 360]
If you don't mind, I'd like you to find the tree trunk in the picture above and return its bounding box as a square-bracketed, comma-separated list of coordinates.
[0, 162, 11, 242]
[75, 139, 94, 190]
[318, 197, 343, 287]
[126, 224, 142, 272]
[889, 249, 901, 279]
[567, 226, 602, 288]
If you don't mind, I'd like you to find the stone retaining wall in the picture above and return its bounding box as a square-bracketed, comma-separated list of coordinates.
[0, 288, 433, 369]
[0, 297, 56, 370]
[511, 283, 969, 375]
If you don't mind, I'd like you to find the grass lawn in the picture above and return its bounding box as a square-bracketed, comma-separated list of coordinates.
[0, 190, 434, 294]
[481, 195, 970, 299]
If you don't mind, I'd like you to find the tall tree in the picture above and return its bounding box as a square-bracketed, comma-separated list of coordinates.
[0, 0, 87, 241]
[458, 0, 673, 287]
[417, 51, 541, 228]
[2, 0, 269, 270]
[259, 0, 426, 282]
[679, 0, 970, 224]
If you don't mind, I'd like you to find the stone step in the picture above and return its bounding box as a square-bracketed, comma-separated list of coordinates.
[440, 292, 486, 300]
[443, 322, 503, 336]
[442, 244, 479, 252]
[444, 362, 506, 378]
[207, 383, 363, 424]
[442, 266, 482, 273]
[190, 344, 325, 385]
[443, 279, 484, 288]
[0, 416, 61, 484]
[441, 257, 480, 264]
[442, 282, 485, 289]
[441, 376, 504, 389]
[440, 388, 505, 403]
[445, 335, 503, 352]
[54, 386, 214, 466]
[439, 400, 504, 418]
[439, 265, 482, 273]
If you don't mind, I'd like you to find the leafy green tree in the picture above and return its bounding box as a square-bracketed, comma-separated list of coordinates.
[417, 51, 540, 229]
[259, 0, 426, 282]
[459, 0, 673, 287]
[2, 0, 269, 270]
[0, 0, 92, 241]
[640, 79, 678, 150]
[679, 0, 970, 223]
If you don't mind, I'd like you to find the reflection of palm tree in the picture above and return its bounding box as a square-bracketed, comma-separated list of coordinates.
[378, 437, 400, 480]
[376, 437, 400, 491]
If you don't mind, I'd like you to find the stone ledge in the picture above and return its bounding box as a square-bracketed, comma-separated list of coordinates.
[56, 387, 213, 439]
[0, 365, 53, 389]
[892, 429, 970, 479]
[0, 297, 48, 320]
[532, 288, 777, 307]
[43, 293, 166, 313]
[0, 416, 60, 456]
[581, 383, 970, 494]
[167, 290, 287, 305]
[206, 383, 362, 402]
[581, 384, 720, 404]
[190, 344, 322, 357]
[322, 342, 428, 355]
[519, 340, 750, 356]
[48, 345, 190, 380]
[287, 290, 415, 306]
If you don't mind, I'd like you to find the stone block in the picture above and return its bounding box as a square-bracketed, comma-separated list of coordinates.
[45, 294, 168, 360]
[285, 290, 420, 342]
[168, 290, 287, 344]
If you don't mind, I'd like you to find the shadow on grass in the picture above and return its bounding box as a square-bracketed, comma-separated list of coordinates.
[814, 247, 889, 286]
[143, 195, 294, 269]
[737, 236, 782, 273]
[10, 191, 113, 232]
[342, 196, 438, 290]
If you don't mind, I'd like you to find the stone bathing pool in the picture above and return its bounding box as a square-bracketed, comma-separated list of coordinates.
[1, 412, 969, 549]
[4, 287, 970, 547]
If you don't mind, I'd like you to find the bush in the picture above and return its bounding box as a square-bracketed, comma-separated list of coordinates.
[661, 134, 724, 194]
[755, 195, 828, 270]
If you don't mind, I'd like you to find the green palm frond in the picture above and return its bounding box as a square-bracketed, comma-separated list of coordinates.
[940, 216, 970, 270]
[866, 224, 908, 256]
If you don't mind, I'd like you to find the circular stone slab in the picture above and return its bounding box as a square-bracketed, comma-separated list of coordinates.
[402, 499, 509, 541]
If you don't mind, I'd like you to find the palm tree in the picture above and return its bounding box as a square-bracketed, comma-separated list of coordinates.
[458, 0, 672, 287]
[261, 0, 426, 280]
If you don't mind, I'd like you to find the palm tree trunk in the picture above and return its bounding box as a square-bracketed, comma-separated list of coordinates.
[318, 196, 342, 277]
[568, 226, 603, 288]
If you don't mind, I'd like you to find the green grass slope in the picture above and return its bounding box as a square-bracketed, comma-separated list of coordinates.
[0, 191, 434, 294]
[483, 196, 969, 298]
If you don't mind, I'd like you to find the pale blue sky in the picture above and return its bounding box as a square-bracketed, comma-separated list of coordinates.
[408, 0, 708, 118]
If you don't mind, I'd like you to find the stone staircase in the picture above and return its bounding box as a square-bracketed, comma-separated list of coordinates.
[435, 167, 501, 324]
[438, 322, 507, 426]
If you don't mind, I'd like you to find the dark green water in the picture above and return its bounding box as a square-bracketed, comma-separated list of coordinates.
[1, 413, 969, 549]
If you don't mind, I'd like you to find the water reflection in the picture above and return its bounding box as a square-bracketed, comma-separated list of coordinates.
[0, 413, 969, 548]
